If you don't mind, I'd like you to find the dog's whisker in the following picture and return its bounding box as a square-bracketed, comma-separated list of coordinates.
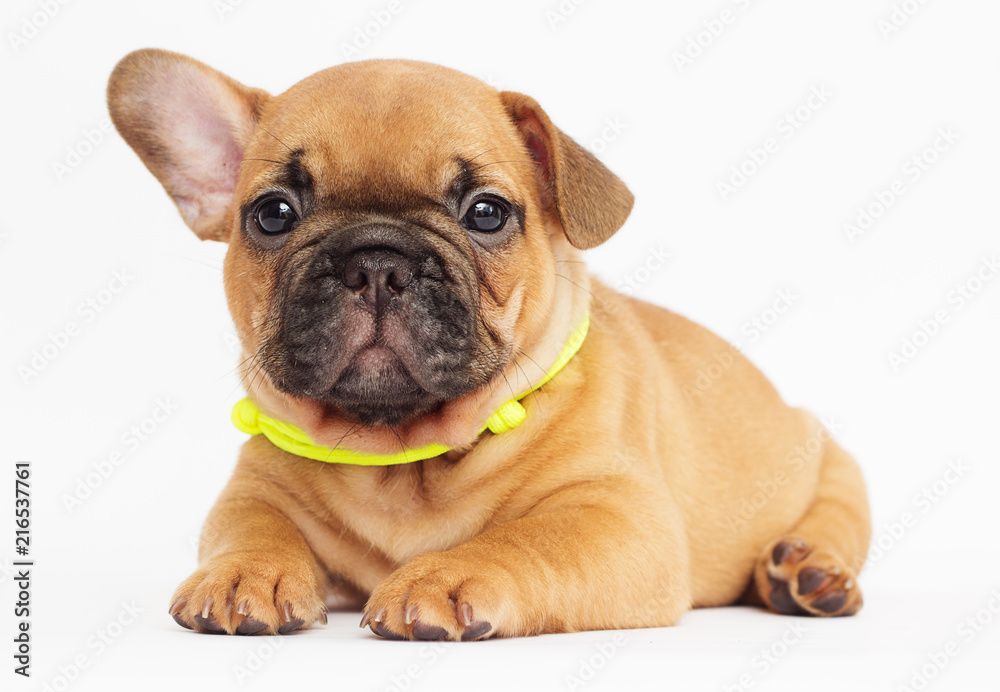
[516, 348, 548, 377]
[511, 357, 547, 427]
[243, 157, 285, 166]
[326, 422, 363, 460]
[466, 145, 506, 163]
[259, 126, 295, 153]
[469, 159, 538, 173]
[555, 273, 606, 306]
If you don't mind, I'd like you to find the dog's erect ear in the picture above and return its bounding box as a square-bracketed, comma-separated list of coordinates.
[500, 91, 634, 250]
[107, 49, 270, 242]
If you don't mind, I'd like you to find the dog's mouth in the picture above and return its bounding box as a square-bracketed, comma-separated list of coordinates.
[258, 228, 495, 427]
[321, 342, 434, 426]
[264, 314, 481, 426]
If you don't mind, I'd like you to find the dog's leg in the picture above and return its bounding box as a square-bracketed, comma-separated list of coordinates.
[754, 441, 872, 617]
[169, 472, 327, 635]
[363, 482, 691, 640]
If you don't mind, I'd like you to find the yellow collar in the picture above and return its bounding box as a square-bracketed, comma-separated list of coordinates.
[231, 314, 590, 466]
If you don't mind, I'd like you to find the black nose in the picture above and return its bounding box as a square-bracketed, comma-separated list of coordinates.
[341, 250, 414, 308]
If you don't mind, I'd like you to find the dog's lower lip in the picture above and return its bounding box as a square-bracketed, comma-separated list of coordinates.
[354, 344, 398, 369]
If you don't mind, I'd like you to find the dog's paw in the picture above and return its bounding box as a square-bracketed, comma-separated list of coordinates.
[362, 554, 502, 641]
[757, 537, 863, 617]
[169, 551, 327, 635]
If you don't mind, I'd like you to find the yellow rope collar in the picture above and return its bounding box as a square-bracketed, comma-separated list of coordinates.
[231, 314, 590, 466]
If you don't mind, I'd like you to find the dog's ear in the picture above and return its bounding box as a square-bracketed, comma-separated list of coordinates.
[500, 91, 634, 250]
[107, 49, 270, 242]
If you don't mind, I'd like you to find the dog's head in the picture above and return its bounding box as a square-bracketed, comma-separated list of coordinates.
[108, 50, 632, 440]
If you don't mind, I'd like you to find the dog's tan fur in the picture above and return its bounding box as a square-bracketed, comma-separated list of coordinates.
[108, 49, 871, 639]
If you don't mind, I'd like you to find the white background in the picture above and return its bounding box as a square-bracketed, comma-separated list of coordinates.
[1, 0, 998, 690]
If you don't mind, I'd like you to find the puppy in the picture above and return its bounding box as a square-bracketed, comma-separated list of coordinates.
[107, 49, 871, 639]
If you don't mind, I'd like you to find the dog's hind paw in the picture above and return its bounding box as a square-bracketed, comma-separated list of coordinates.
[756, 537, 863, 617]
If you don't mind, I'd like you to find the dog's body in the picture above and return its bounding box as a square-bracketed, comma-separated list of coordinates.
[108, 51, 871, 639]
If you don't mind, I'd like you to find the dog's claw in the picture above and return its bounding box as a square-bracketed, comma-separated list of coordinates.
[193, 596, 225, 633]
[278, 618, 305, 634]
[457, 602, 491, 640]
[359, 611, 372, 629]
[236, 617, 268, 635]
[169, 598, 193, 630]
[371, 619, 404, 640]
[412, 621, 448, 640]
[462, 619, 493, 641]
[459, 602, 474, 627]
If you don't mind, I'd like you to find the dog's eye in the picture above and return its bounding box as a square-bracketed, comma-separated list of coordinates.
[463, 200, 507, 233]
[255, 198, 298, 235]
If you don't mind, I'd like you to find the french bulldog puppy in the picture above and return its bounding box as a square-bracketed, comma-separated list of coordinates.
[107, 49, 871, 640]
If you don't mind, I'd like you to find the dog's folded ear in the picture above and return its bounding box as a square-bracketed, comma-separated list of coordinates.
[107, 49, 270, 242]
[500, 92, 634, 250]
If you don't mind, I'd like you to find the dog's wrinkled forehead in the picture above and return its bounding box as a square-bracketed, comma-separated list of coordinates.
[242, 61, 523, 207]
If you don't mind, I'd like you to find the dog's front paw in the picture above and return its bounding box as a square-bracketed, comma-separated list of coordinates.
[362, 553, 505, 641]
[758, 538, 863, 617]
[169, 552, 326, 635]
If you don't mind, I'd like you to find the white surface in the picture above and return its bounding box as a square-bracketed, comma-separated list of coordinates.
[2, 0, 999, 690]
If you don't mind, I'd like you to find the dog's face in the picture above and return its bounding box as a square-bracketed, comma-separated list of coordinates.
[108, 51, 632, 430]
